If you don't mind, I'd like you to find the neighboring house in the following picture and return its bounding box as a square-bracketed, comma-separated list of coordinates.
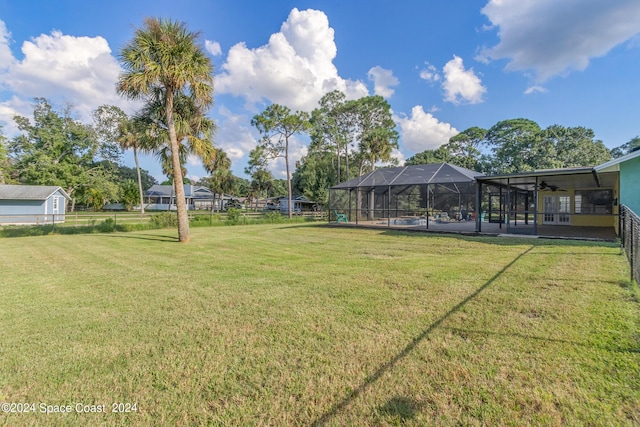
[278, 195, 321, 214]
[144, 184, 237, 211]
[0, 184, 71, 225]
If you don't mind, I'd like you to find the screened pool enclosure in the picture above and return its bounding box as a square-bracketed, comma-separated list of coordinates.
[329, 163, 483, 229]
[329, 162, 619, 239]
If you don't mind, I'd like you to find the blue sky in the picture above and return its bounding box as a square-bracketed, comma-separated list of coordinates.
[0, 0, 639, 182]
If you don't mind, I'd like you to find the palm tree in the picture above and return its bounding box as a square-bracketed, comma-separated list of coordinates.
[134, 89, 217, 213]
[117, 119, 147, 213]
[117, 18, 214, 243]
[92, 105, 148, 213]
[142, 89, 217, 169]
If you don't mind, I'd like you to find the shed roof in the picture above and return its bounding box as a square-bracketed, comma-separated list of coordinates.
[331, 163, 483, 189]
[0, 184, 70, 201]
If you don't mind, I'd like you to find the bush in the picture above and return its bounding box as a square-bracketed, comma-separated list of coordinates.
[190, 214, 216, 227]
[226, 208, 241, 225]
[262, 211, 283, 223]
[98, 217, 115, 232]
[150, 212, 178, 228]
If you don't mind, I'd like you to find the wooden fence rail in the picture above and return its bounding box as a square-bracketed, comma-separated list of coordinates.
[0, 210, 327, 227]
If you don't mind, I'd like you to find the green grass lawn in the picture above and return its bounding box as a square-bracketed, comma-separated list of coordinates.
[0, 224, 638, 426]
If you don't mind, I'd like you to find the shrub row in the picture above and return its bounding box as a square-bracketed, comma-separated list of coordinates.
[0, 211, 323, 238]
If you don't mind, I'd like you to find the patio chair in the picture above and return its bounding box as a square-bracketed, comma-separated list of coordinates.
[334, 210, 348, 224]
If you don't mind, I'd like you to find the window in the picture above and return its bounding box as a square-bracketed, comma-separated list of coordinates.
[574, 190, 613, 214]
[52, 196, 59, 212]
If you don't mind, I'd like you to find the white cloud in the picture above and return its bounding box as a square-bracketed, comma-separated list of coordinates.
[524, 85, 547, 95]
[442, 55, 486, 105]
[11, 31, 127, 116]
[0, 20, 14, 73]
[419, 63, 440, 82]
[367, 66, 398, 98]
[390, 148, 405, 166]
[187, 154, 201, 167]
[479, 0, 640, 81]
[395, 106, 458, 153]
[216, 8, 369, 111]
[215, 106, 258, 167]
[0, 96, 32, 136]
[205, 40, 222, 56]
[172, 106, 305, 180]
[0, 21, 136, 130]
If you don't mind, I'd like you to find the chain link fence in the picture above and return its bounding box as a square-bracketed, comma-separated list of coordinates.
[620, 205, 639, 285]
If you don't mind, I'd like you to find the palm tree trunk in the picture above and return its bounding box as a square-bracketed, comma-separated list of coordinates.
[286, 138, 292, 219]
[133, 147, 145, 214]
[336, 141, 341, 183]
[345, 144, 350, 180]
[166, 91, 190, 243]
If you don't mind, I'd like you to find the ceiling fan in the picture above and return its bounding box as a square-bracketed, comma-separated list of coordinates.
[538, 181, 564, 192]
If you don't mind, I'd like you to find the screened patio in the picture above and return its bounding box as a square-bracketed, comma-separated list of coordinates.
[476, 167, 619, 238]
[329, 163, 618, 240]
[329, 163, 483, 230]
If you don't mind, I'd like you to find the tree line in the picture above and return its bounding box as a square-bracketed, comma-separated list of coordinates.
[0, 18, 637, 242]
[293, 117, 637, 205]
[1, 98, 636, 217]
[247, 90, 398, 218]
[404, 119, 638, 174]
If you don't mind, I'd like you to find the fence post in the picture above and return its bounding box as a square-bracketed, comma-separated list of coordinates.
[619, 207, 624, 252]
[631, 212, 635, 283]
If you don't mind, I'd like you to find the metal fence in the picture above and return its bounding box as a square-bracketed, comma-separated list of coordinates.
[620, 205, 639, 285]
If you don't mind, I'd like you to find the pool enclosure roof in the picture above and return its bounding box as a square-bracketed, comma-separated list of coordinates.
[331, 163, 483, 189]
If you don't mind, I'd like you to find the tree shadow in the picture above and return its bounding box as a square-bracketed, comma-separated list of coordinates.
[101, 233, 178, 242]
[377, 396, 422, 422]
[312, 245, 535, 426]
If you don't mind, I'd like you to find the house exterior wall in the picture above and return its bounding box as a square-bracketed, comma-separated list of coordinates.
[620, 156, 640, 215]
[0, 199, 44, 223]
[614, 176, 620, 234]
[536, 187, 615, 227]
[146, 203, 194, 211]
[279, 199, 297, 213]
[45, 192, 67, 218]
[0, 191, 67, 224]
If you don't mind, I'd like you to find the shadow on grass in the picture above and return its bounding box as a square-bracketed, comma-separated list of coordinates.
[377, 396, 422, 421]
[327, 224, 619, 248]
[101, 233, 178, 242]
[312, 245, 535, 426]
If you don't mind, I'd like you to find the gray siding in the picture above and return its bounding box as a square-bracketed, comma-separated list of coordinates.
[0, 190, 67, 224]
